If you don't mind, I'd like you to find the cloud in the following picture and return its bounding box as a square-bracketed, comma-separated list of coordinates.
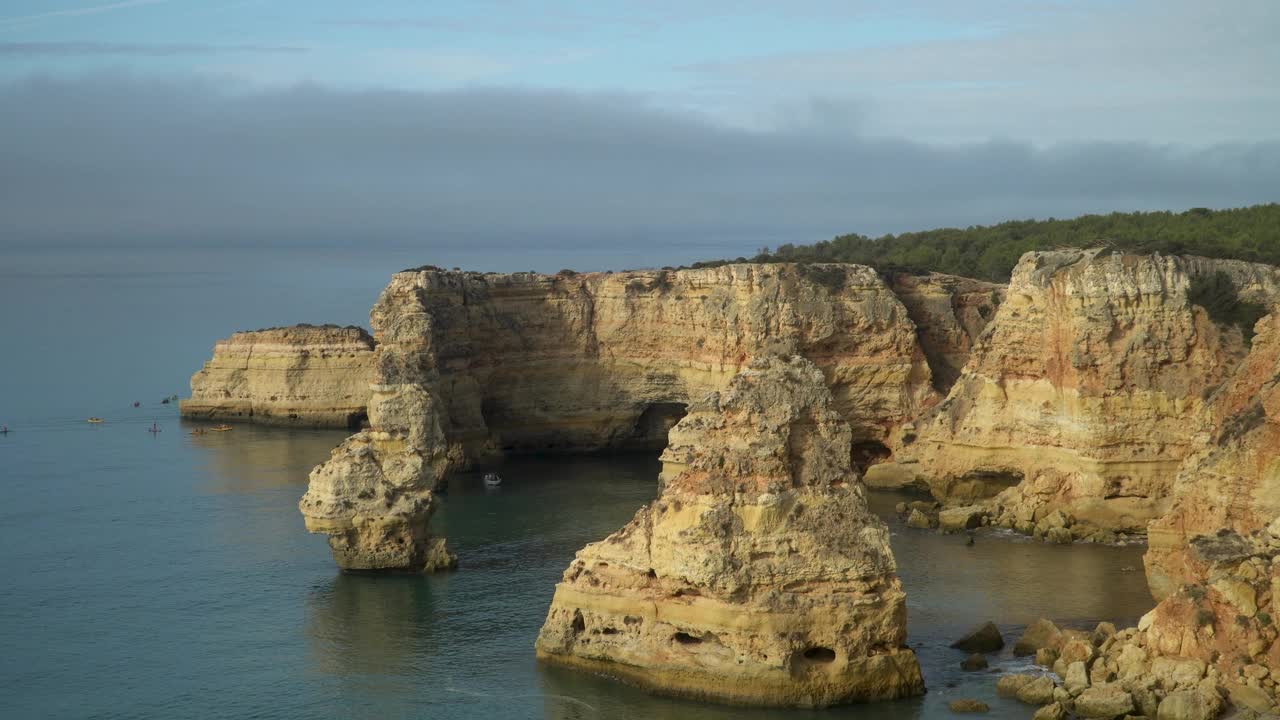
[679, 0, 1280, 144]
[0, 0, 168, 27]
[0, 73, 1276, 261]
[0, 42, 307, 56]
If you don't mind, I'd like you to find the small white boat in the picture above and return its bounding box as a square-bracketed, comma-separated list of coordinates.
[483, 472, 502, 487]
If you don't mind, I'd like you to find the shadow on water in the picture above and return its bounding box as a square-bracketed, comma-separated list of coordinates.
[305, 573, 446, 677]
[183, 423, 351, 494]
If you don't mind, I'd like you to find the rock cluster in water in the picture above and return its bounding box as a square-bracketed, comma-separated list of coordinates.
[181, 324, 376, 429]
[535, 355, 924, 707]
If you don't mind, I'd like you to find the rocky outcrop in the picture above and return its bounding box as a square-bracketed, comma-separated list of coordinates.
[885, 250, 1280, 534]
[890, 273, 1005, 392]
[1146, 314, 1280, 598]
[298, 304, 458, 572]
[181, 325, 375, 429]
[534, 355, 924, 707]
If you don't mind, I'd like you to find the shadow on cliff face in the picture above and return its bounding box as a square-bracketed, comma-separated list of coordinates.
[478, 399, 689, 457]
[624, 403, 689, 453]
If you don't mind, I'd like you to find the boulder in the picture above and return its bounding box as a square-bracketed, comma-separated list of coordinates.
[1016, 676, 1058, 705]
[1156, 689, 1221, 720]
[1015, 619, 1063, 656]
[961, 654, 989, 671]
[951, 622, 1005, 653]
[939, 505, 986, 532]
[907, 508, 934, 529]
[1064, 661, 1091, 694]
[1036, 647, 1059, 667]
[1075, 686, 1135, 718]
[1034, 702, 1069, 720]
[997, 674, 1037, 698]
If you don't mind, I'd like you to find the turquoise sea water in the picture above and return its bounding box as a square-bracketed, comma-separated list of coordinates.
[1, 247, 1156, 719]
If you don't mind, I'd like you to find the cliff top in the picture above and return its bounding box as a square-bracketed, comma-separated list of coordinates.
[221, 324, 375, 346]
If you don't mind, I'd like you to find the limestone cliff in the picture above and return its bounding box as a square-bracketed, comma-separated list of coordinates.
[181, 325, 375, 429]
[1146, 314, 1280, 599]
[535, 355, 924, 707]
[399, 263, 937, 457]
[889, 249, 1279, 534]
[890, 273, 1005, 392]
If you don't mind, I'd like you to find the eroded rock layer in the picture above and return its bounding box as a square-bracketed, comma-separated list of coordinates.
[1146, 314, 1280, 599]
[181, 325, 375, 429]
[890, 250, 1279, 533]
[535, 355, 924, 707]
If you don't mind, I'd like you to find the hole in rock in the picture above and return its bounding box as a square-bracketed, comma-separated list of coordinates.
[625, 403, 689, 451]
[801, 646, 837, 663]
[347, 410, 369, 431]
[672, 632, 703, 645]
[850, 440, 892, 473]
[571, 610, 585, 634]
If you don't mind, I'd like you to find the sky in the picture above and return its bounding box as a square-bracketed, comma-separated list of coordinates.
[1, 0, 1278, 267]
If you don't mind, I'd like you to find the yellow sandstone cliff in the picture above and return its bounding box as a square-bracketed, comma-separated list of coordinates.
[889, 249, 1279, 536]
[534, 355, 924, 707]
[180, 325, 376, 429]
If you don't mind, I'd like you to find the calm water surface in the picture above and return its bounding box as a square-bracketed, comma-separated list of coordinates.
[0, 248, 1156, 719]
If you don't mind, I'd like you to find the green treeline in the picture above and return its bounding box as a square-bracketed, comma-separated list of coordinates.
[694, 204, 1280, 282]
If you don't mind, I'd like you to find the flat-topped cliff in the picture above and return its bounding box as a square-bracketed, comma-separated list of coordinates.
[181, 325, 376, 429]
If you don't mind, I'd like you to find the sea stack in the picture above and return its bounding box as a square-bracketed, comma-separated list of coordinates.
[297, 286, 458, 572]
[535, 355, 924, 707]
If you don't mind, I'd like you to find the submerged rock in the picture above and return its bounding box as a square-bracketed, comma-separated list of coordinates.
[535, 356, 924, 708]
[949, 698, 991, 713]
[961, 653, 990, 671]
